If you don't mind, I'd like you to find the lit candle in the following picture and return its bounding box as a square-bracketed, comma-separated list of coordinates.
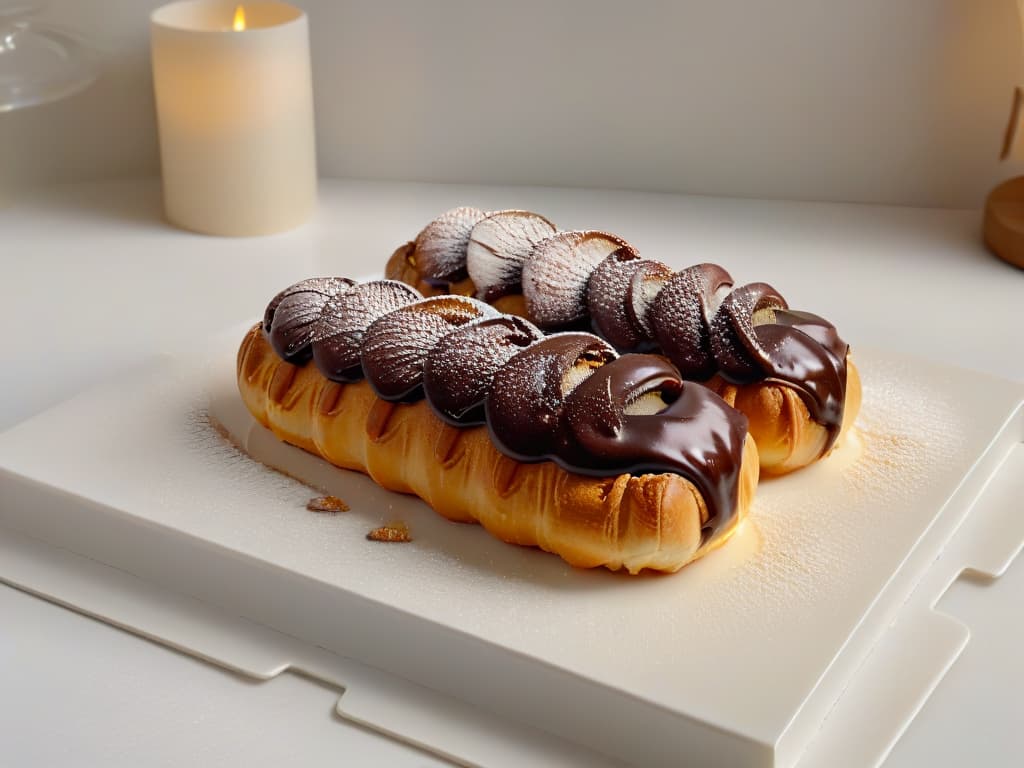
[151, 1, 316, 236]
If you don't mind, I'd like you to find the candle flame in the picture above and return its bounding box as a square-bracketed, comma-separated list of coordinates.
[232, 5, 246, 31]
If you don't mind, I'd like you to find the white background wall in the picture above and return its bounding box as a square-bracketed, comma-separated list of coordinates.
[1, 0, 1021, 208]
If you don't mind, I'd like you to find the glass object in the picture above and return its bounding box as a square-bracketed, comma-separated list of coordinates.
[0, 1, 97, 112]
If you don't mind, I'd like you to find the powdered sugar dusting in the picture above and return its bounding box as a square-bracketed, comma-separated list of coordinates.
[414, 206, 487, 283]
[652, 267, 710, 336]
[650, 264, 733, 378]
[315, 280, 421, 343]
[266, 277, 355, 361]
[263, 277, 352, 333]
[312, 280, 422, 380]
[486, 333, 617, 457]
[466, 210, 557, 300]
[523, 231, 631, 328]
[185, 406, 316, 506]
[679, 358, 967, 640]
[361, 296, 497, 398]
[423, 315, 543, 422]
[587, 249, 646, 350]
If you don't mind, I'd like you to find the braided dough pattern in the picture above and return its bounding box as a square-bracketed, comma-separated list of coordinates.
[237, 324, 759, 573]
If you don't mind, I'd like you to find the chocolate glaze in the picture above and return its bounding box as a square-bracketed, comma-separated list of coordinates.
[625, 259, 674, 345]
[710, 283, 789, 382]
[423, 315, 544, 426]
[559, 355, 748, 542]
[749, 310, 848, 451]
[587, 247, 648, 351]
[485, 333, 617, 459]
[360, 296, 497, 401]
[312, 280, 422, 382]
[651, 263, 734, 381]
[413, 208, 854, 466]
[430, 204, 858, 480]
[264, 277, 355, 364]
[712, 282, 848, 452]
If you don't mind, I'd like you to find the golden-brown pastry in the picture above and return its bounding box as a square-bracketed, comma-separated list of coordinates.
[707, 364, 861, 476]
[385, 209, 861, 476]
[236, 276, 760, 574]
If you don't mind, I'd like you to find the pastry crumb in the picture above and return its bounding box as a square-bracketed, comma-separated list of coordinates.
[306, 495, 350, 513]
[366, 521, 412, 542]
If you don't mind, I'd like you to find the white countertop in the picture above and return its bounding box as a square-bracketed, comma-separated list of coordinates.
[1, 179, 1021, 767]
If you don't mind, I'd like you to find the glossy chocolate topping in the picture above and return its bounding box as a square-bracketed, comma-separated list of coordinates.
[312, 280, 422, 382]
[625, 259, 674, 343]
[710, 282, 790, 382]
[712, 284, 848, 450]
[560, 355, 748, 541]
[650, 263, 734, 381]
[587, 247, 649, 351]
[745, 309, 848, 449]
[423, 315, 544, 426]
[265, 277, 356, 363]
[360, 296, 498, 401]
[485, 333, 617, 459]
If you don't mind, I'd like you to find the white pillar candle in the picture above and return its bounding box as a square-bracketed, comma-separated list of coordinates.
[151, 1, 316, 236]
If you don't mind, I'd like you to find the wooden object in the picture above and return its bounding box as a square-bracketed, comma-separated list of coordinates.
[983, 176, 1024, 269]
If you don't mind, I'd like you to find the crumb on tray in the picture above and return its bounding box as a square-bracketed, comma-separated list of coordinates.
[307, 495, 350, 513]
[366, 521, 412, 543]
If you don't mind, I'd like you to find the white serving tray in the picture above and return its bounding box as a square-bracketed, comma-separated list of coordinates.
[0, 326, 1021, 768]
